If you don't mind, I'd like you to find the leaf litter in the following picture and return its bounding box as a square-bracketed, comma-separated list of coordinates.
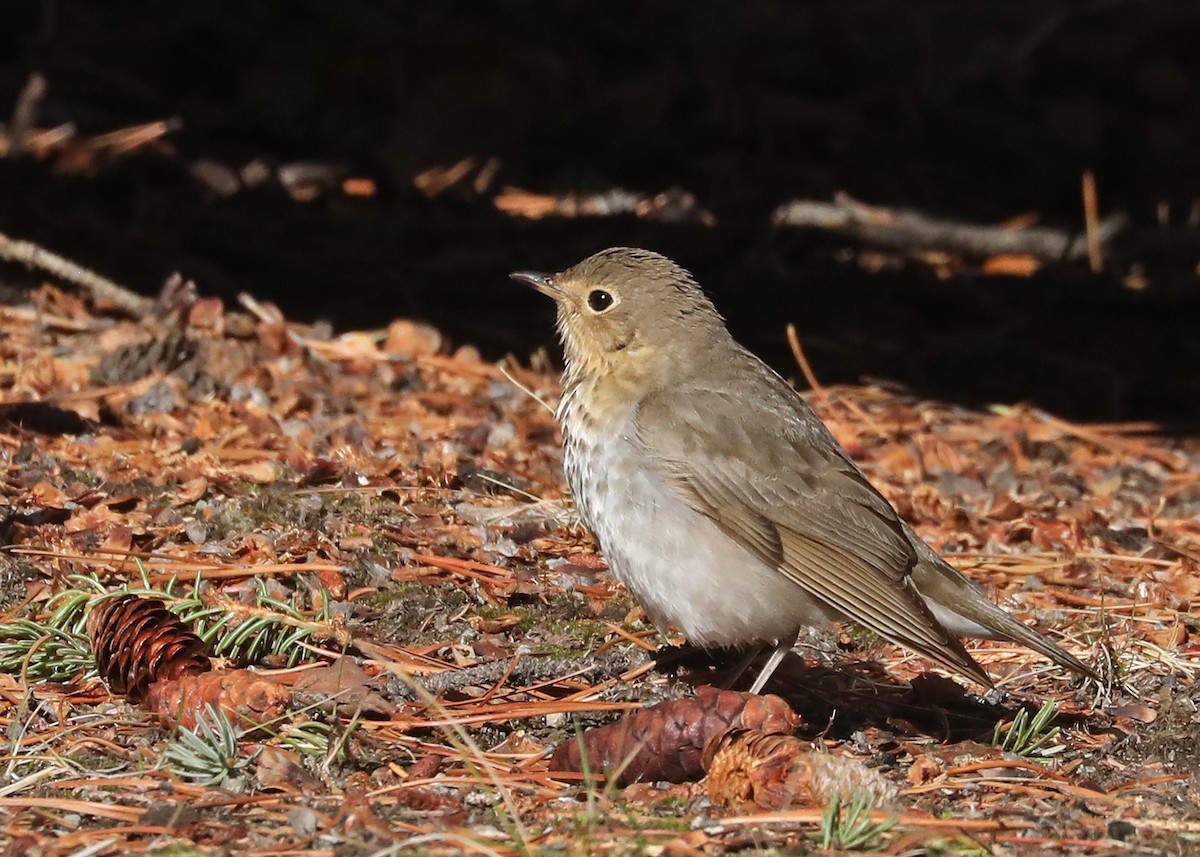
[0, 279, 1196, 855]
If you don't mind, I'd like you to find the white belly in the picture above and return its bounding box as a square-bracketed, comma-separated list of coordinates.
[563, 412, 834, 649]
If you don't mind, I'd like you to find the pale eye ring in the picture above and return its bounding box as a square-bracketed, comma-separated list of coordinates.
[587, 290, 614, 312]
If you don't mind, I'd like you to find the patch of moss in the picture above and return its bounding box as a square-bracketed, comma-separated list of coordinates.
[648, 792, 696, 811]
[531, 644, 595, 660]
[0, 558, 40, 612]
[370, 581, 424, 607]
[144, 846, 207, 857]
[320, 490, 366, 517]
[472, 604, 538, 632]
[841, 623, 884, 650]
[205, 496, 266, 538]
[638, 812, 692, 833]
[370, 580, 472, 645]
[65, 749, 121, 772]
[544, 617, 610, 648]
[593, 589, 638, 623]
[60, 465, 103, 488]
[241, 484, 310, 528]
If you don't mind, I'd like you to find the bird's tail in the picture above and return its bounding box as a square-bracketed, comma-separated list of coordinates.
[911, 549, 1100, 682]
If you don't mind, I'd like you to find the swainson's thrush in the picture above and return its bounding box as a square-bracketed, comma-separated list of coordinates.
[512, 247, 1096, 691]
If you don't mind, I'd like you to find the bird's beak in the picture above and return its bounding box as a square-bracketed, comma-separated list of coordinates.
[510, 270, 562, 299]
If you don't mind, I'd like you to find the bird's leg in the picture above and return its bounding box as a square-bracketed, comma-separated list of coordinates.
[748, 637, 795, 695]
[721, 645, 766, 690]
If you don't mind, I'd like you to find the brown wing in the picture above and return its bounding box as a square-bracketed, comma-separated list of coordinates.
[636, 367, 990, 686]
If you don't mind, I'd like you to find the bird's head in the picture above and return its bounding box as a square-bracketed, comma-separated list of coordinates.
[511, 247, 728, 385]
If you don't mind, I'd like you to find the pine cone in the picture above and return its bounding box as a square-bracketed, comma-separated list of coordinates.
[88, 595, 211, 702]
[549, 686, 800, 786]
[704, 729, 818, 811]
[146, 668, 290, 731]
[704, 729, 897, 811]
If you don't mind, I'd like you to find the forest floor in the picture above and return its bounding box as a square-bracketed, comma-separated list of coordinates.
[0, 277, 1196, 856]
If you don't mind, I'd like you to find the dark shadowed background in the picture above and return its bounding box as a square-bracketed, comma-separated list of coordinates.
[1, 1, 1198, 421]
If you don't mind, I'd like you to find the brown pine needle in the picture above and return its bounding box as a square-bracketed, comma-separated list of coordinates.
[786, 322, 827, 402]
[1082, 170, 1103, 273]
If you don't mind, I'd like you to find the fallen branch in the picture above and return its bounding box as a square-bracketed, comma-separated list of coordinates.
[0, 229, 151, 317]
[772, 192, 1128, 263]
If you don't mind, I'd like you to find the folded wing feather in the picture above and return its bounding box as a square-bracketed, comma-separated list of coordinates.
[635, 372, 992, 686]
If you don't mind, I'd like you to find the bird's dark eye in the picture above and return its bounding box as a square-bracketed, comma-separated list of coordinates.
[587, 290, 614, 312]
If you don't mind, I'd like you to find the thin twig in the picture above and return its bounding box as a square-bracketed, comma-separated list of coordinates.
[785, 323, 827, 403]
[0, 230, 150, 317]
[1081, 171, 1103, 273]
[7, 73, 48, 155]
[499, 361, 556, 415]
[773, 192, 1127, 262]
